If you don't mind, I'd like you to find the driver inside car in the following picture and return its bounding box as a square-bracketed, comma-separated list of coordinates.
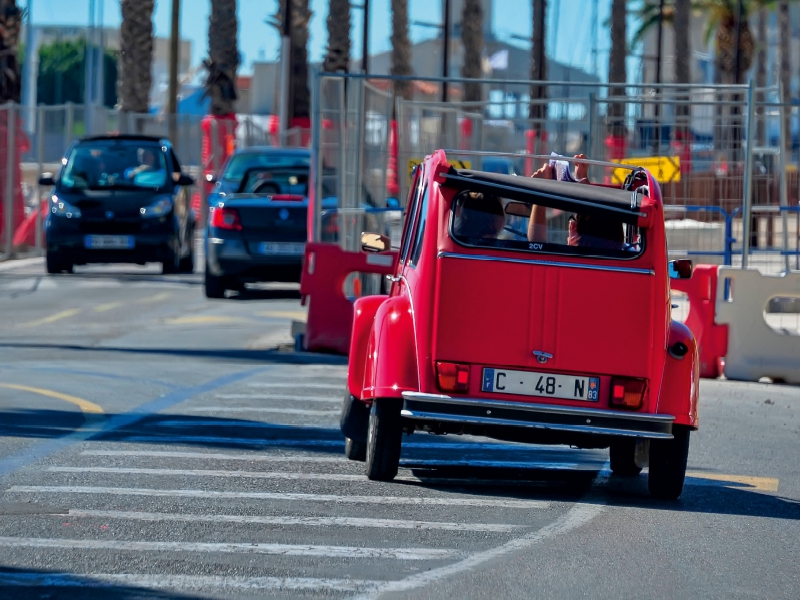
[452, 192, 506, 239]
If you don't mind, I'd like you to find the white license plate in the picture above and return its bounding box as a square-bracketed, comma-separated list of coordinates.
[84, 235, 135, 250]
[258, 242, 305, 255]
[482, 368, 600, 402]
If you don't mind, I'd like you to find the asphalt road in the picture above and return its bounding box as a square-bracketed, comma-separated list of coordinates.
[0, 257, 797, 600]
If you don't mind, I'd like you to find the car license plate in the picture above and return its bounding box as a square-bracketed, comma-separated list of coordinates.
[258, 242, 304, 255]
[482, 368, 600, 402]
[84, 235, 135, 250]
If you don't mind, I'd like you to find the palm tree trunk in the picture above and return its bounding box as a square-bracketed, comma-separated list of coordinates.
[530, 0, 547, 145]
[461, 0, 483, 104]
[118, 0, 154, 114]
[390, 0, 412, 100]
[755, 7, 767, 146]
[607, 0, 627, 139]
[777, 2, 791, 157]
[673, 0, 691, 143]
[0, 1, 21, 104]
[204, 0, 239, 117]
[323, 0, 351, 73]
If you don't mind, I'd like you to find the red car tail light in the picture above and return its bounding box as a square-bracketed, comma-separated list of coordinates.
[610, 378, 647, 410]
[210, 206, 242, 230]
[436, 362, 470, 393]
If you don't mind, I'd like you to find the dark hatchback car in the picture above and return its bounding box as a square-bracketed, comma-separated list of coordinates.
[43, 135, 196, 274]
[204, 148, 333, 298]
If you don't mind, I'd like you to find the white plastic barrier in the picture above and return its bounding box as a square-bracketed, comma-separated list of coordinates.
[715, 267, 800, 385]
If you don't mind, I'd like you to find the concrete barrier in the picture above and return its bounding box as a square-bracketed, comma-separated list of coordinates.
[715, 267, 800, 384]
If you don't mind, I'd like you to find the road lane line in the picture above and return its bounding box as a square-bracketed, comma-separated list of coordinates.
[0, 536, 455, 560]
[211, 395, 341, 402]
[0, 384, 104, 415]
[136, 292, 172, 304]
[154, 419, 338, 429]
[92, 302, 123, 313]
[686, 471, 780, 492]
[17, 308, 81, 328]
[67, 509, 520, 533]
[257, 310, 308, 320]
[49, 466, 366, 481]
[0, 573, 379, 593]
[351, 469, 610, 600]
[7, 486, 550, 509]
[247, 382, 344, 389]
[184, 407, 339, 415]
[166, 315, 251, 325]
[0, 367, 265, 480]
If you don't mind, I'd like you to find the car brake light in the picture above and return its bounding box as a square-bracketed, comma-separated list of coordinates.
[436, 362, 470, 393]
[610, 378, 647, 410]
[210, 206, 242, 230]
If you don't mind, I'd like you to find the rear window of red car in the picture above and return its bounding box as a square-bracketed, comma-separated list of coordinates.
[449, 190, 645, 260]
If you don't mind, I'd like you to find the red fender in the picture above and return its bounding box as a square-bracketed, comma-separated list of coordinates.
[657, 321, 700, 428]
[362, 295, 418, 400]
[348, 295, 388, 400]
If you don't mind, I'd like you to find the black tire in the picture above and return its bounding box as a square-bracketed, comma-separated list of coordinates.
[344, 437, 367, 461]
[179, 250, 194, 274]
[610, 438, 643, 477]
[365, 398, 403, 481]
[46, 252, 72, 274]
[340, 393, 370, 442]
[648, 427, 690, 500]
[204, 268, 227, 299]
[162, 251, 178, 274]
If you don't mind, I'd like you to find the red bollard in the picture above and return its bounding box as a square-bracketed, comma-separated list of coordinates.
[300, 243, 398, 354]
[671, 264, 728, 378]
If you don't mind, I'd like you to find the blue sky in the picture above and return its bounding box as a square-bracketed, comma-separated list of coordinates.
[32, 0, 614, 78]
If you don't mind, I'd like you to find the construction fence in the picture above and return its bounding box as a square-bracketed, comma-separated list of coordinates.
[310, 73, 799, 274]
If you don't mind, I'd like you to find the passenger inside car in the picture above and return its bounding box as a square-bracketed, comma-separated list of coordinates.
[527, 153, 626, 250]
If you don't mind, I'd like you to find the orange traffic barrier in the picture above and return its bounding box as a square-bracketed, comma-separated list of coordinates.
[299, 242, 398, 354]
[670, 264, 728, 378]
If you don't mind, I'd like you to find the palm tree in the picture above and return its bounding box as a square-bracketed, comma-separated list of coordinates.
[390, 0, 412, 100]
[755, 6, 767, 144]
[118, 0, 154, 114]
[461, 0, 483, 104]
[530, 0, 547, 145]
[0, 0, 21, 103]
[323, 0, 350, 73]
[270, 1, 311, 123]
[608, 0, 627, 138]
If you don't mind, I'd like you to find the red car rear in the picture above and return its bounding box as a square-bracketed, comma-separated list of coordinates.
[341, 150, 698, 500]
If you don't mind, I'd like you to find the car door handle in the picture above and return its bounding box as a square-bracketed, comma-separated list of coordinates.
[386, 275, 401, 283]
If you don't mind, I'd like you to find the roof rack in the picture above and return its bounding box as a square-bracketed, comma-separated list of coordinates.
[441, 150, 645, 173]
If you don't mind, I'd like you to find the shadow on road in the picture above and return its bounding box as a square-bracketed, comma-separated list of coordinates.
[0, 566, 203, 600]
[1, 408, 798, 521]
[0, 343, 347, 366]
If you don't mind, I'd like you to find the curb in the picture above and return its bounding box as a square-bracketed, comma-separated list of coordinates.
[0, 257, 44, 272]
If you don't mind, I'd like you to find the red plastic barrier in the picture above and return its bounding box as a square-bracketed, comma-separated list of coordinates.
[300, 242, 398, 354]
[670, 264, 728, 378]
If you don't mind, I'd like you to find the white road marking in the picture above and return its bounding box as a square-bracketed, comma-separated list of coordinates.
[0, 536, 453, 560]
[352, 469, 610, 600]
[154, 419, 337, 429]
[8, 486, 549, 509]
[401, 459, 583, 469]
[247, 382, 344, 390]
[49, 466, 365, 481]
[111, 435, 343, 447]
[67, 509, 519, 533]
[181, 407, 339, 416]
[81, 450, 347, 461]
[0, 573, 378, 593]
[211, 395, 341, 403]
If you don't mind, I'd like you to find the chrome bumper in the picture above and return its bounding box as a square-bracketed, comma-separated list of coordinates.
[401, 392, 675, 439]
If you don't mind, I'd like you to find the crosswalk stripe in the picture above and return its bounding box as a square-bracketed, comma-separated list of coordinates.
[212, 395, 341, 403]
[49, 466, 365, 481]
[0, 536, 454, 560]
[0, 573, 378, 592]
[247, 382, 344, 390]
[66, 509, 519, 532]
[103, 434, 552, 452]
[7, 486, 549, 509]
[180, 407, 339, 416]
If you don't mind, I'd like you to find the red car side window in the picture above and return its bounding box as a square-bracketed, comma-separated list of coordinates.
[400, 168, 424, 264]
[409, 185, 430, 267]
